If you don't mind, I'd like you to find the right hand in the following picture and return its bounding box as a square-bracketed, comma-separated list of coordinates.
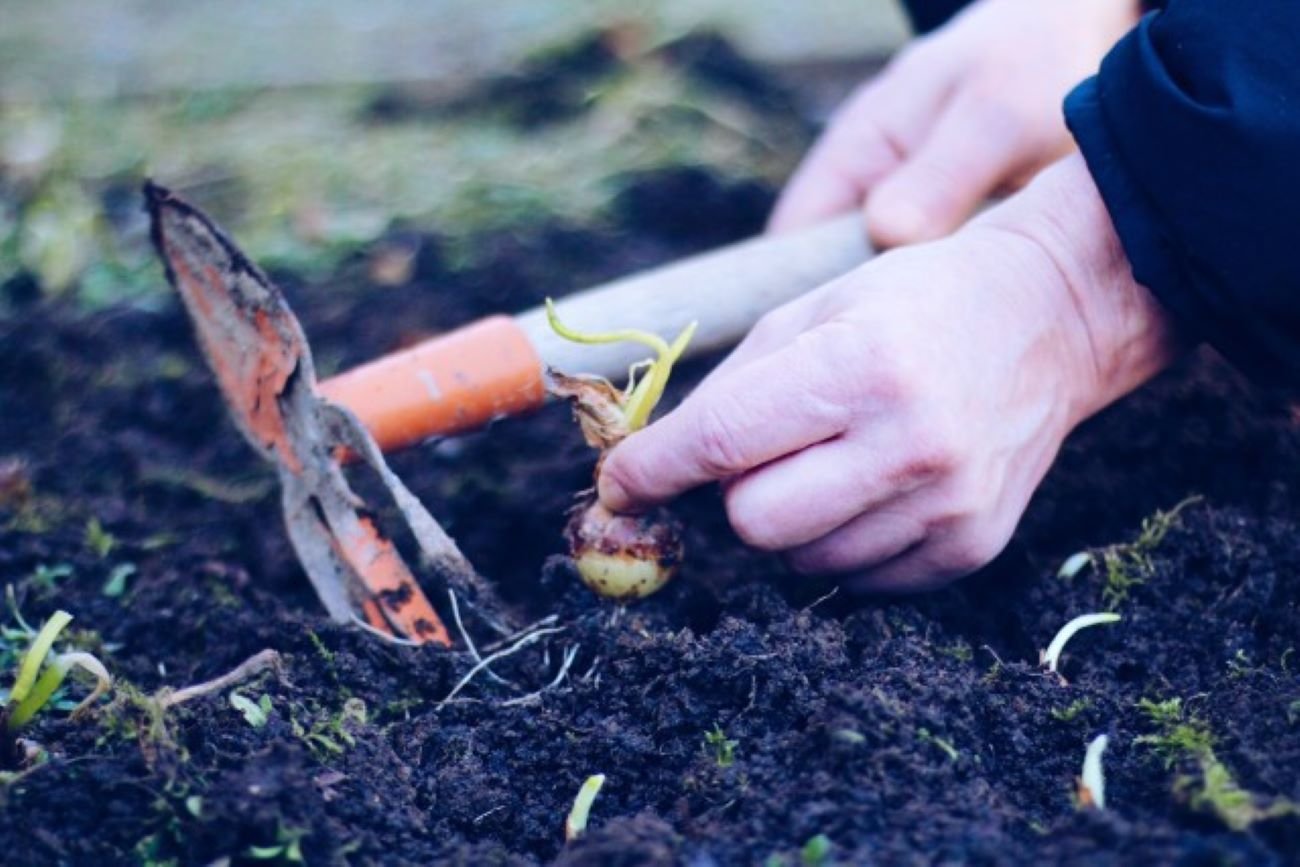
[602, 155, 1181, 591]
[768, 0, 1141, 247]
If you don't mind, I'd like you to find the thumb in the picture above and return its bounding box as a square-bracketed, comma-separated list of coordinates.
[865, 91, 1023, 248]
[598, 329, 853, 512]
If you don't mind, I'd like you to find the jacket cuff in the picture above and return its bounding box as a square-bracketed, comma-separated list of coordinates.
[1064, 77, 1204, 344]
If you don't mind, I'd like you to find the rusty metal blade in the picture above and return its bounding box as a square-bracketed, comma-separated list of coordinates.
[144, 180, 490, 645]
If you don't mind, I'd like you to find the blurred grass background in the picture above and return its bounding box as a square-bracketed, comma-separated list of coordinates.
[0, 0, 907, 309]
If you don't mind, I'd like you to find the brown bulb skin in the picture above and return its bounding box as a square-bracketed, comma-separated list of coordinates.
[565, 500, 683, 600]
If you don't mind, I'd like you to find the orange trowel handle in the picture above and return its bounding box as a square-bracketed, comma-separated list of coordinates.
[321, 214, 872, 452]
[318, 315, 545, 451]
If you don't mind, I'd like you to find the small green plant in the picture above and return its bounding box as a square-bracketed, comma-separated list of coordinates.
[1225, 649, 1255, 679]
[801, 833, 833, 867]
[4, 609, 111, 731]
[290, 697, 367, 758]
[102, 563, 136, 598]
[1040, 612, 1121, 677]
[84, 517, 117, 559]
[1135, 695, 1296, 829]
[246, 823, 307, 862]
[27, 563, 73, 592]
[564, 773, 606, 842]
[1050, 698, 1093, 723]
[1177, 755, 1297, 831]
[917, 727, 959, 762]
[545, 298, 696, 437]
[1094, 496, 1201, 609]
[704, 723, 738, 768]
[230, 692, 273, 728]
[1134, 697, 1214, 767]
[937, 641, 973, 663]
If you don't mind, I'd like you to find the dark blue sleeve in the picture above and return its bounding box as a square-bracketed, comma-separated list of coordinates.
[901, 0, 971, 33]
[900, 0, 1167, 34]
[1065, 0, 1300, 385]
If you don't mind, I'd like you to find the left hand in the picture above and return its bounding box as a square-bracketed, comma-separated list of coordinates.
[768, 0, 1141, 248]
[597, 155, 1179, 591]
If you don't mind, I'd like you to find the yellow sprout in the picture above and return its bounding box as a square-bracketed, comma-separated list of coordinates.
[544, 298, 696, 432]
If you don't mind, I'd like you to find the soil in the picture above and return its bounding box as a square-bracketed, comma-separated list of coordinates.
[2, 38, 1300, 867]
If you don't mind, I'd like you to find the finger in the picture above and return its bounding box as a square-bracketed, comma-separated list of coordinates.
[693, 284, 830, 394]
[844, 518, 1012, 594]
[598, 326, 855, 512]
[783, 502, 928, 573]
[841, 542, 968, 594]
[724, 435, 936, 551]
[768, 62, 953, 234]
[865, 87, 1026, 248]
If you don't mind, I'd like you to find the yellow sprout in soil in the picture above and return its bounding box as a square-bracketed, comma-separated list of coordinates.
[544, 298, 696, 434]
[564, 773, 606, 842]
[7, 610, 112, 730]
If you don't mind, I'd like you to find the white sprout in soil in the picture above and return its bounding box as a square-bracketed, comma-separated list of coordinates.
[1078, 733, 1109, 809]
[565, 774, 607, 842]
[1040, 612, 1122, 676]
[1057, 551, 1093, 580]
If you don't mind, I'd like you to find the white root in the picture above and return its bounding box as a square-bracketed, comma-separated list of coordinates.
[1079, 734, 1110, 809]
[1041, 613, 1122, 675]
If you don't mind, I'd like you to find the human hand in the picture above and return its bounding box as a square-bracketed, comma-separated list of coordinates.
[599, 155, 1180, 591]
[768, 0, 1140, 247]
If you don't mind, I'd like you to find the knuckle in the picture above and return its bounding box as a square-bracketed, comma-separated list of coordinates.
[692, 401, 752, 477]
[893, 426, 961, 486]
[944, 528, 1007, 575]
[601, 448, 649, 500]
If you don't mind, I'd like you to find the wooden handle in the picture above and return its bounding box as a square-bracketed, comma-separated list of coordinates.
[517, 213, 872, 378]
[320, 214, 873, 450]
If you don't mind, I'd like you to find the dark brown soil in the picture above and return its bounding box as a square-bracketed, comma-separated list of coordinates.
[2, 40, 1300, 867]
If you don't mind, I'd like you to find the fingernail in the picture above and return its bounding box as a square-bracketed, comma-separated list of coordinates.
[867, 198, 928, 247]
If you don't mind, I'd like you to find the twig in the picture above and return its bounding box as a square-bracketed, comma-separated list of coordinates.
[802, 586, 840, 613]
[502, 644, 580, 707]
[158, 649, 282, 708]
[350, 613, 421, 647]
[436, 627, 565, 710]
[473, 805, 506, 824]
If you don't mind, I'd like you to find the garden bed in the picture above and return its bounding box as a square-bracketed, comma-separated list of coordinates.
[1, 36, 1298, 866]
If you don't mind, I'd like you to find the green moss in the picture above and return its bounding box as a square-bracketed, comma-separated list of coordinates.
[704, 723, 738, 768]
[1050, 698, 1092, 724]
[1094, 496, 1201, 609]
[936, 641, 973, 663]
[1135, 695, 1297, 830]
[1134, 697, 1214, 768]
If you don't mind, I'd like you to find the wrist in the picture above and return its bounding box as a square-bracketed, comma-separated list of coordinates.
[973, 154, 1184, 426]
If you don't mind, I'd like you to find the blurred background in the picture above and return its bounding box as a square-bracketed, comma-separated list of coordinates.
[0, 0, 907, 310]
